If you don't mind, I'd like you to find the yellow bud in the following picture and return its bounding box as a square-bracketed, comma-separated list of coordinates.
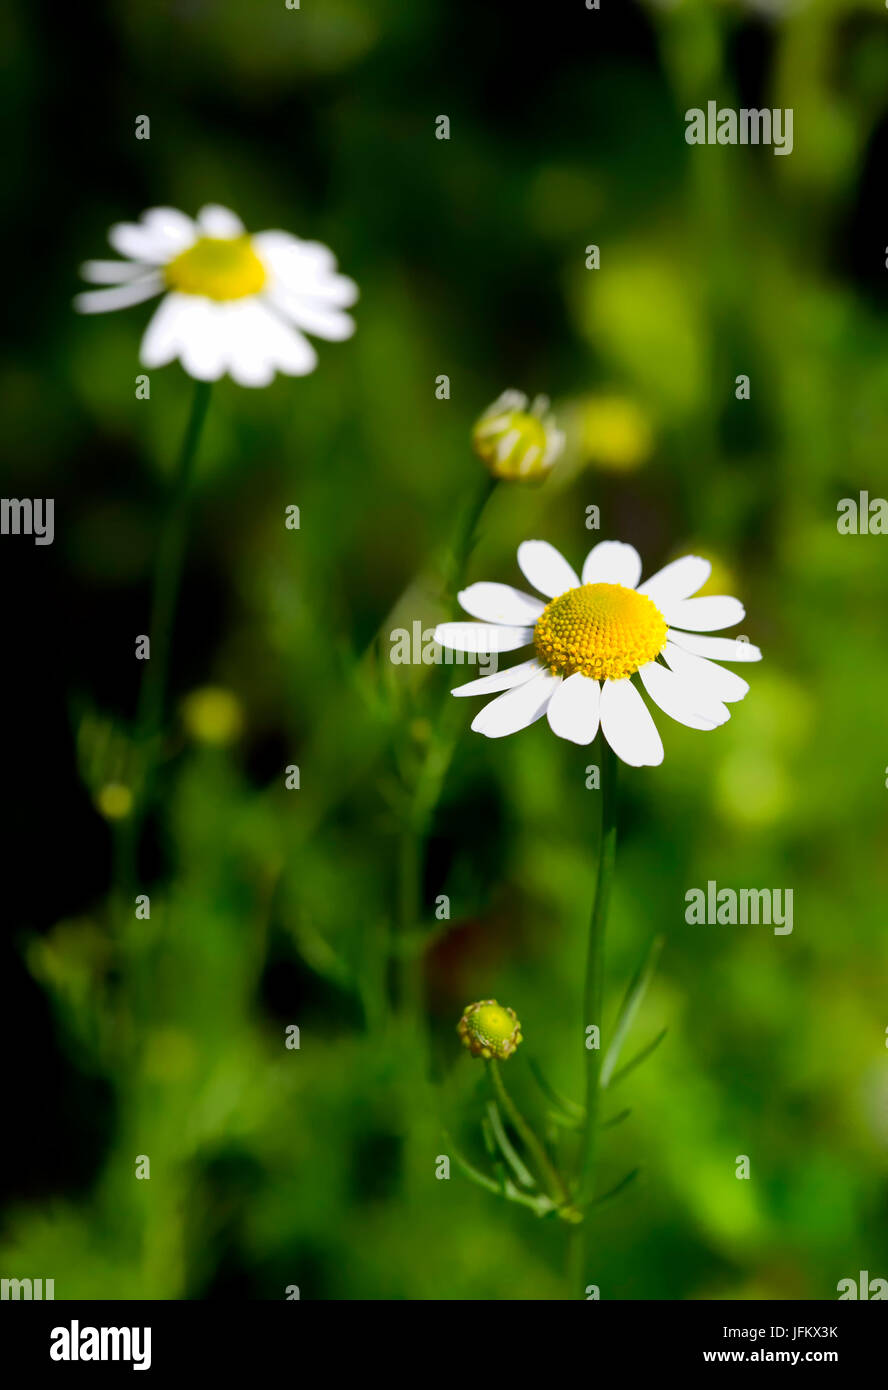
[579, 394, 652, 472]
[457, 999, 523, 1060]
[95, 782, 133, 821]
[472, 390, 564, 482]
[181, 686, 244, 746]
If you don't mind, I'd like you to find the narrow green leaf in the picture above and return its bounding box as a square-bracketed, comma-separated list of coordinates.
[607, 1027, 669, 1088]
[547, 1109, 583, 1132]
[589, 1167, 642, 1209]
[442, 1131, 555, 1216]
[527, 1055, 584, 1119]
[480, 1115, 508, 1195]
[443, 1129, 502, 1197]
[486, 1102, 536, 1189]
[600, 1107, 632, 1130]
[601, 934, 664, 1088]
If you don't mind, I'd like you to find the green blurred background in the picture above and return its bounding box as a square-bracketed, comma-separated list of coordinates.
[2, 0, 888, 1300]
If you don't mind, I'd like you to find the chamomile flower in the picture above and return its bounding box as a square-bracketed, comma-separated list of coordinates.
[75, 204, 357, 387]
[472, 390, 565, 481]
[434, 540, 761, 767]
[458, 1000, 523, 1060]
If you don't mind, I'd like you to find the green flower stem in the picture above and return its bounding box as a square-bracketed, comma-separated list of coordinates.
[119, 380, 211, 893]
[137, 379, 212, 750]
[578, 739, 618, 1195]
[393, 474, 498, 1031]
[574, 737, 618, 1282]
[440, 472, 497, 602]
[488, 1059, 571, 1209]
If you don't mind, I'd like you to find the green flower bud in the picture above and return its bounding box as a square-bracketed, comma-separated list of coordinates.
[457, 999, 523, 1060]
[472, 390, 564, 482]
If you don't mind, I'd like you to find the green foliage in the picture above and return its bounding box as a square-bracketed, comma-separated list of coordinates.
[3, 0, 888, 1301]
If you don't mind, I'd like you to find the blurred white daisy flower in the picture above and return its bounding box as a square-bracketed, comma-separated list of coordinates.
[75, 204, 357, 387]
[434, 539, 761, 767]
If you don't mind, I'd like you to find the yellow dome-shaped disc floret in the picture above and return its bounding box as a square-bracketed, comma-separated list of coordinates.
[533, 581, 667, 682]
[165, 235, 267, 301]
[458, 999, 523, 1060]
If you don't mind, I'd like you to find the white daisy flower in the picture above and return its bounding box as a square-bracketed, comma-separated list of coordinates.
[434, 539, 761, 767]
[74, 204, 357, 387]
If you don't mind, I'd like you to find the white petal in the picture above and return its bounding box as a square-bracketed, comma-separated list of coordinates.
[139, 294, 199, 368]
[230, 358, 276, 389]
[663, 641, 749, 703]
[581, 540, 642, 588]
[223, 308, 276, 387]
[457, 583, 544, 626]
[254, 231, 339, 286]
[600, 679, 664, 767]
[661, 595, 745, 631]
[638, 661, 728, 730]
[638, 554, 711, 605]
[108, 222, 175, 264]
[74, 274, 163, 314]
[197, 204, 245, 238]
[496, 428, 521, 461]
[224, 300, 317, 385]
[471, 672, 560, 739]
[513, 444, 542, 477]
[315, 274, 359, 308]
[479, 389, 527, 421]
[177, 301, 233, 381]
[666, 630, 761, 663]
[451, 658, 542, 697]
[546, 672, 601, 745]
[433, 623, 533, 654]
[79, 259, 154, 285]
[267, 287, 356, 339]
[140, 207, 197, 254]
[516, 541, 579, 598]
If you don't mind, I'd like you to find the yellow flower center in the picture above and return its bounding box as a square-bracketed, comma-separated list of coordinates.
[164, 235, 266, 300]
[474, 1004, 515, 1043]
[533, 582, 667, 681]
[457, 999, 523, 1060]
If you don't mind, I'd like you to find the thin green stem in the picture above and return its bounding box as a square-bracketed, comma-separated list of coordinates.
[573, 737, 618, 1287]
[392, 474, 498, 1034]
[440, 472, 497, 602]
[137, 379, 212, 748]
[578, 739, 618, 1194]
[120, 380, 211, 892]
[488, 1059, 570, 1209]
